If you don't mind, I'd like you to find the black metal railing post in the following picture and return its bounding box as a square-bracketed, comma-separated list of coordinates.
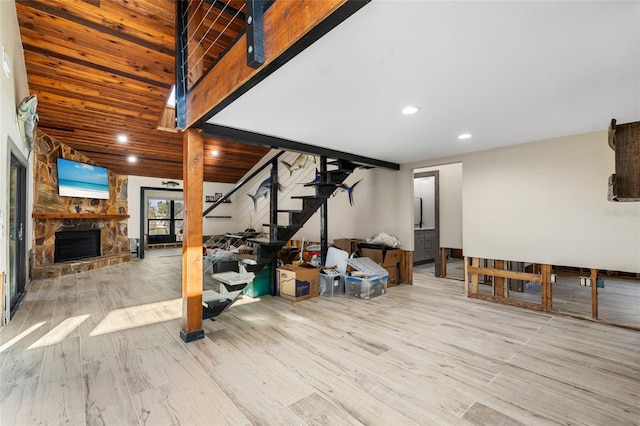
[320, 156, 328, 266]
[175, 0, 188, 129]
[269, 156, 279, 296]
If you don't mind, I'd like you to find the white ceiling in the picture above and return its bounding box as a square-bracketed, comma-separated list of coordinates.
[209, 0, 640, 165]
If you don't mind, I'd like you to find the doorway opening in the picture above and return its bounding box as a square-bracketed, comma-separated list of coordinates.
[413, 171, 440, 275]
[139, 187, 184, 259]
[413, 163, 464, 280]
[8, 153, 27, 320]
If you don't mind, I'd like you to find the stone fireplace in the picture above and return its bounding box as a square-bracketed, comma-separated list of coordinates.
[31, 131, 130, 279]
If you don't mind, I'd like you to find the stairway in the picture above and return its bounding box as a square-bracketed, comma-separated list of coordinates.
[201, 158, 357, 320]
[247, 159, 357, 266]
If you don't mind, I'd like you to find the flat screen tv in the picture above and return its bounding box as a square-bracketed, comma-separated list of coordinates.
[56, 158, 110, 199]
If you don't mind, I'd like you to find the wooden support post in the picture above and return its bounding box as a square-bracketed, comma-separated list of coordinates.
[400, 250, 413, 285]
[464, 256, 469, 295]
[439, 248, 447, 277]
[591, 268, 598, 319]
[541, 264, 551, 312]
[494, 260, 505, 297]
[482, 258, 488, 284]
[180, 129, 204, 343]
[548, 265, 553, 311]
[470, 257, 479, 295]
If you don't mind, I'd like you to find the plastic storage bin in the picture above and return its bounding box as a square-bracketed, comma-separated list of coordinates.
[319, 273, 344, 297]
[347, 257, 388, 276]
[345, 257, 388, 299]
[344, 275, 388, 299]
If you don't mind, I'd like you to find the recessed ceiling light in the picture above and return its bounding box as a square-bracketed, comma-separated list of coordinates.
[211, 150, 219, 156]
[401, 106, 420, 115]
[117, 134, 128, 143]
[127, 155, 137, 163]
[458, 133, 473, 140]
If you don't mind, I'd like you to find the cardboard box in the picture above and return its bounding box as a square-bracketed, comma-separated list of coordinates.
[385, 266, 398, 287]
[333, 238, 363, 255]
[277, 264, 319, 302]
[360, 247, 402, 267]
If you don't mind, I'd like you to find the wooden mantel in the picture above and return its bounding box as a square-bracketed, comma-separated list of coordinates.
[32, 213, 130, 219]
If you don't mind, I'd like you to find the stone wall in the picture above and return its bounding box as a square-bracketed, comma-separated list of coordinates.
[33, 130, 127, 215]
[32, 130, 130, 275]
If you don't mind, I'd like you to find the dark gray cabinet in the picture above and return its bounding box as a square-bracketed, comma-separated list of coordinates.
[414, 229, 436, 264]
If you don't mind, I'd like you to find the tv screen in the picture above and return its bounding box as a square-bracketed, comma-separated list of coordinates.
[57, 158, 110, 199]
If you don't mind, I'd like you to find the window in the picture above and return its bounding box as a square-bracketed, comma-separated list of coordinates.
[147, 198, 184, 244]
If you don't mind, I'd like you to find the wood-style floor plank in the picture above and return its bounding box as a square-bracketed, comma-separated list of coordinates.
[0, 376, 39, 425]
[30, 336, 85, 425]
[0, 249, 638, 425]
[83, 356, 139, 425]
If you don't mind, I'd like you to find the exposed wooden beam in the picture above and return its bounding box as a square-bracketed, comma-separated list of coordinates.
[186, 0, 370, 128]
[180, 129, 205, 343]
[467, 266, 543, 283]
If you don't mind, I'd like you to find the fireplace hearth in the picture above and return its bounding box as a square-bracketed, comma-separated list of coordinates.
[55, 230, 101, 262]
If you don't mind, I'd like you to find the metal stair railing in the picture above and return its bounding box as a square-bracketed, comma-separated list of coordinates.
[203, 150, 286, 217]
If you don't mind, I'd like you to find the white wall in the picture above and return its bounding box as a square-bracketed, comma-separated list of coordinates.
[1, 0, 31, 324]
[463, 131, 638, 272]
[407, 131, 640, 273]
[415, 163, 463, 249]
[129, 130, 638, 272]
[127, 175, 235, 239]
[232, 151, 406, 246]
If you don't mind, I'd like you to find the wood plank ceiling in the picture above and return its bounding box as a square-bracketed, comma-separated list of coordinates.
[15, 0, 269, 183]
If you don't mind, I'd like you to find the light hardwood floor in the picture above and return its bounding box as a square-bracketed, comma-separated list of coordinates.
[1, 249, 639, 426]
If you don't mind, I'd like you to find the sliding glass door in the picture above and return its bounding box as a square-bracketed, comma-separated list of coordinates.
[9, 154, 27, 317]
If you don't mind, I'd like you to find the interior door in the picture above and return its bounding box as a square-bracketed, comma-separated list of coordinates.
[9, 154, 27, 318]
